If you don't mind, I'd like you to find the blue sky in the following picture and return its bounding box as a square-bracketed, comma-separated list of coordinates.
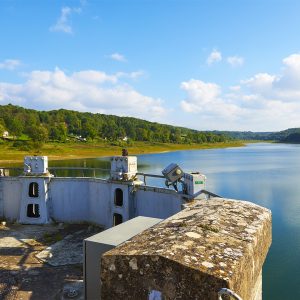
[1, 0, 300, 131]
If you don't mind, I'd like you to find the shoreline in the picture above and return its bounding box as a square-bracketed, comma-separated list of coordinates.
[0, 141, 246, 164]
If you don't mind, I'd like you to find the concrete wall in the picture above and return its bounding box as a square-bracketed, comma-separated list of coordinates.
[135, 186, 183, 219]
[50, 178, 132, 228]
[1, 177, 22, 221]
[88, 179, 111, 226]
[50, 178, 92, 223]
[0, 176, 183, 228]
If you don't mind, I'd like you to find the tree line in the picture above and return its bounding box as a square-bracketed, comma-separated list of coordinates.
[0, 104, 232, 144]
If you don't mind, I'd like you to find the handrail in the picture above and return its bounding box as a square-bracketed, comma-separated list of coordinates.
[0, 166, 110, 171]
[0, 166, 111, 177]
[0, 167, 23, 170]
[136, 172, 165, 179]
[49, 167, 110, 171]
[0, 168, 165, 177]
[182, 189, 222, 200]
[218, 288, 242, 300]
[136, 172, 165, 185]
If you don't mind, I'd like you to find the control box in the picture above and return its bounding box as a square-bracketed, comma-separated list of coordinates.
[162, 163, 184, 183]
[24, 156, 49, 175]
[183, 172, 206, 199]
[110, 156, 137, 181]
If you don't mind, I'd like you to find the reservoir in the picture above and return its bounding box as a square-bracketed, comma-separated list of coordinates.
[137, 143, 300, 300]
[11, 143, 300, 299]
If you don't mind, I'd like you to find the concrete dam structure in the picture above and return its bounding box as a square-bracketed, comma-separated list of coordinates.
[0, 155, 202, 227]
[0, 155, 272, 299]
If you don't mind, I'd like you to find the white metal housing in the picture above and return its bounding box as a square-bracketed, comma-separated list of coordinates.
[24, 156, 49, 175]
[184, 172, 206, 199]
[110, 156, 137, 181]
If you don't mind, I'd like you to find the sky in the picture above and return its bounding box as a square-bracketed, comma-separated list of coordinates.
[1, 0, 300, 131]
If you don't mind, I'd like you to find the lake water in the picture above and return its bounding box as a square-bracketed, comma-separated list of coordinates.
[139, 144, 300, 300]
[12, 143, 300, 299]
[137, 143, 300, 300]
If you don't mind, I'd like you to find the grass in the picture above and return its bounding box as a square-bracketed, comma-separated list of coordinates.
[42, 232, 63, 244]
[0, 140, 246, 164]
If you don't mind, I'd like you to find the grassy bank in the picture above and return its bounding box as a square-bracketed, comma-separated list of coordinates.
[0, 140, 246, 164]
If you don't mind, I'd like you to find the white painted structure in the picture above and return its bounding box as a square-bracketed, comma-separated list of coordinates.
[183, 172, 206, 199]
[24, 156, 49, 174]
[110, 156, 137, 181]
[19, 176, 52, 224]
[0, 155, 207, 228]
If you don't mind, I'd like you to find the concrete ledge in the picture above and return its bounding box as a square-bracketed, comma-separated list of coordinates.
[100, 198, 272, 300]
[84, 216, 162, 300]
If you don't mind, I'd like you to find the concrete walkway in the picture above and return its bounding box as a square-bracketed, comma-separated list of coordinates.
[0, 223, 101, 300]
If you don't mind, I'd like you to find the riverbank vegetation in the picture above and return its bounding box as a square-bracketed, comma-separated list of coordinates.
[0, 104, 232, 145]
[0, 140, 245, 164]
[0, 104, 288, 164]
[0, 104, 247, 163]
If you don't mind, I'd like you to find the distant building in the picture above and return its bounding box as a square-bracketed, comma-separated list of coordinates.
[2, 131, 9, 138]
[122, 136, 128, 142]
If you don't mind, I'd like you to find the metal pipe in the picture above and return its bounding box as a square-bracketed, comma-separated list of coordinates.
[136, 172, 165, 179]
[218, 288, 242, 300]
[182, 189, 222, 200]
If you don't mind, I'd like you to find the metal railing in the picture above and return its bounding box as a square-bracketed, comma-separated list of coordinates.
[48, 167, 110, 177]
[182, 189, 222, 200]
[0, 166, 111, 178]
[0, 167, 168, 181]
[218, 288, 242, 300]
[0, 168, 168, 182]
[136, 172, 165, 185]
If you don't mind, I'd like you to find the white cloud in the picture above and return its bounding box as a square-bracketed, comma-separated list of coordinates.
[227, 56, 244, 67]
[72, 70, 118, 84]
[50, 6, 81, 34]
[0, 68, 166, 121]
[180, 53, 300, 131]
[0, 59, 21, 71]
[180, 79, 241, 118]
[109, 53, 127, 62]
[241, 54, 300, 102]
[206, 49, 222, 65]
[116, 71, 144, 80]
[229, 85, 241, 91]
[241, 73, 276, 95]
[180, 80, 221, 109]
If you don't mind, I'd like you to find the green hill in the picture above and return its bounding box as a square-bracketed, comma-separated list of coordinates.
[214, 128, 300, 142]
[212, 130, 273, 140]
[0, 104, 230, 144]
[280, 132, 300, 143]
[1, 103, 299, 145]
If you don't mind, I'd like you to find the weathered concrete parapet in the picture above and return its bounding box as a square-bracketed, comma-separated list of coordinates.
[101, 198, 272, 300]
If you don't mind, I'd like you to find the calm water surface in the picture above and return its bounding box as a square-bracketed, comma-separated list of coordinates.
[137, 143, 300, 300]
[15, 143, 300, 299]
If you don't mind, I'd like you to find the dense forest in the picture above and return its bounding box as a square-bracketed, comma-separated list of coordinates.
[1, 104, 299, 146]
[213, 131, 273, 140]
[267, 128, 300, 141]
[0, 104, 231, 144]
[216, 128, 300, 142]
[280, 132, 300, 143]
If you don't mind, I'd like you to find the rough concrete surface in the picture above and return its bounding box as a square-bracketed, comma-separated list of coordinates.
[36, 230, 87, 266]
[0, 223, 100, 300]
[101, 198, 272, 300]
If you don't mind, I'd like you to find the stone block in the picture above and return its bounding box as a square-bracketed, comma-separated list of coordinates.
[101, 198, 272, 300]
